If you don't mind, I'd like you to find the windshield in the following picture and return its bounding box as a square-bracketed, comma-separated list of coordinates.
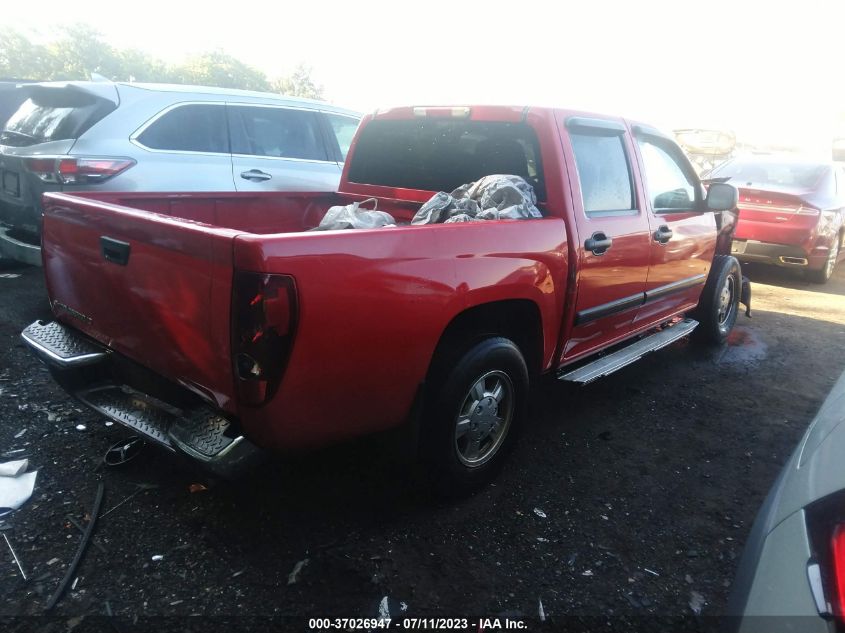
[708, 159, 827, 189]
[347, 119, 546, 200]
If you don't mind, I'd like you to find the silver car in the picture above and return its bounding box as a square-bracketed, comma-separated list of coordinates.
[0, 81, 360, 265]
[727, 369, 845, 632]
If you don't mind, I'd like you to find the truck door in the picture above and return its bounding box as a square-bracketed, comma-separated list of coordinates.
[629, 127, 716, 328]
[560, 117, 652, 362]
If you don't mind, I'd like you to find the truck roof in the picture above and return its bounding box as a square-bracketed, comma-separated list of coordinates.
[369, 104, 670, 137]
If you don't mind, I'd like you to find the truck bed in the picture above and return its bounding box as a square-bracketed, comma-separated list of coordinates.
[40, 190, 566, 448]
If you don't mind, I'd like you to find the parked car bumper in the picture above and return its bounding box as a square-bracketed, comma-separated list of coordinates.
[731, 239, 828, 270]
[0, 225, 41, 265]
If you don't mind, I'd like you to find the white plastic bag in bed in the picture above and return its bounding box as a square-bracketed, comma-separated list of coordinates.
[314, 198, 397, 231]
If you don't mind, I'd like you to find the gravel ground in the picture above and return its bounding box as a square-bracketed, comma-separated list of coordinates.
[1, 260, 844, 632]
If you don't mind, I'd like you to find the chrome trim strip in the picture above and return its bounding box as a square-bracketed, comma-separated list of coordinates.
[230, 153, 338, 165]
[738, 202, 799, 214]
[644, 274, 707, 302]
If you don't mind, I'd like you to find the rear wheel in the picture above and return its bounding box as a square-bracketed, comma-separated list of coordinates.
[693, 255, 741, 345]
[422, 337, 528, 497]
[807, 238, 839, 284]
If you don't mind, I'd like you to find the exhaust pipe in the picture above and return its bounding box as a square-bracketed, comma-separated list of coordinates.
[779, 256, 808, 266]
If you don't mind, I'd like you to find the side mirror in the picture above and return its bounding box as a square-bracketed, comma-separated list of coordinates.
[706, 182, 738, 212]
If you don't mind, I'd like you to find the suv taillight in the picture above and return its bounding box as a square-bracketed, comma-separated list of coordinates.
[833, 524, 845, 623]
[232, 272, 298, 406]
[24, 156, 135, 184]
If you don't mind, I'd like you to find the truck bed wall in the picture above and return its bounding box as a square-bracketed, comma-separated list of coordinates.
[67, 191, 432, 235]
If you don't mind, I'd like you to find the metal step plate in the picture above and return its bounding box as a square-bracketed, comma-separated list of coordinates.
[78, 385, 176, 450]
[558, 319, 699, 384]
[21, 320, 108, 367]
[77, 384, 236, 460]
[168, 409, 234, 460]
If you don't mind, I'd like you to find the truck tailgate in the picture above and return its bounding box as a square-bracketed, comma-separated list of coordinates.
[41, 193, 241, 412]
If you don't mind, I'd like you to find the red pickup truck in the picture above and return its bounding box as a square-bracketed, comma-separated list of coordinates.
[22, 105, 748, 494]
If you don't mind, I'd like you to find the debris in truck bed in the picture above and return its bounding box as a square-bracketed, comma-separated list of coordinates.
[314, 198, 396, 231]
[412, 174, 542, 225]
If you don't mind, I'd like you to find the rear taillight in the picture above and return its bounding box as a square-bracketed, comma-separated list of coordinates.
[832, 524, 845, 622]
[798, 205, 821, 216]
[23, 156, 135, 184]
[232, 272, 298, 406]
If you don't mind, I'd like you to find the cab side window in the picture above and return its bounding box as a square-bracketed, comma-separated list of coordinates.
[570, 132, 635, 215]
[637, 139, 697, 211]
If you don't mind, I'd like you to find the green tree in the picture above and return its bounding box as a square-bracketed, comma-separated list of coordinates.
[174, 50, 270, 91]
[47, 24, 123, 80]
[271, 64, 324, 100]
[114, 48, 175, 83]
[0, 25, 280, 92]
[0, 30, 58, 79]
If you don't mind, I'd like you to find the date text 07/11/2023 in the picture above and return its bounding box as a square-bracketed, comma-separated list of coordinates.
[307, 617, 528, 630]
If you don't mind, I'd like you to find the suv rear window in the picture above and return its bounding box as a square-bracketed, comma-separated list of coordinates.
[347, 119, 546, 199]
[0, 87, 115, 147]
[136, 104, 228, 154]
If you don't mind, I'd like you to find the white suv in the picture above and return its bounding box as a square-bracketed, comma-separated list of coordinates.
[0, 81, 360, 265]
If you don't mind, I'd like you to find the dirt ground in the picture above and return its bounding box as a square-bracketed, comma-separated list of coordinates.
[1, 260, 844, 632]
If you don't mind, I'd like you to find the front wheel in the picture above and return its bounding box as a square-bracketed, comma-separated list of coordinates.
[693, 255, 741, 345]
[422, 337, 528, 497]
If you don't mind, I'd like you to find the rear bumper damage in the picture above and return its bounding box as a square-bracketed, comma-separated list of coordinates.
[21, 320, 262, 478]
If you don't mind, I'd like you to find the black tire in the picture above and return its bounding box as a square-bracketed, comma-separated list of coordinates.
[421, 337, 528, 498]
[806, 237, 839, 284]
[693, 255, 741, 345]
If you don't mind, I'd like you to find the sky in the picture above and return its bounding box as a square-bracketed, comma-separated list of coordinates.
[6, 0, 845, 154]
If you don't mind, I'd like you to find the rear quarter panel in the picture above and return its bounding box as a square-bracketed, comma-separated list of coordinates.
[233, 218, 568, 450]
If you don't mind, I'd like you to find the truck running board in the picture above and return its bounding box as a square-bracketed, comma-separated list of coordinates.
[558, 319, 699, 384]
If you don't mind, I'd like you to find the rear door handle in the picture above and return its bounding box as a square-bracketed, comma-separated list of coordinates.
[653, 225, 673, 244]
[240, 169, 272, 182]
[584, 231, 613, 255]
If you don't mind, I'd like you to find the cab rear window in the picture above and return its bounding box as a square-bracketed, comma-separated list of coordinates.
[348, 119, 546, 200]
[0, 87, 115, 147]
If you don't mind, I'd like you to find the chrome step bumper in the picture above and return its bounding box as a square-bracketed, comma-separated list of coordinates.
[21, 320, 261, 477]
[558, 318, 699, 384]
[21, 320, 109, 367]
[76, 384, 256, 477]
